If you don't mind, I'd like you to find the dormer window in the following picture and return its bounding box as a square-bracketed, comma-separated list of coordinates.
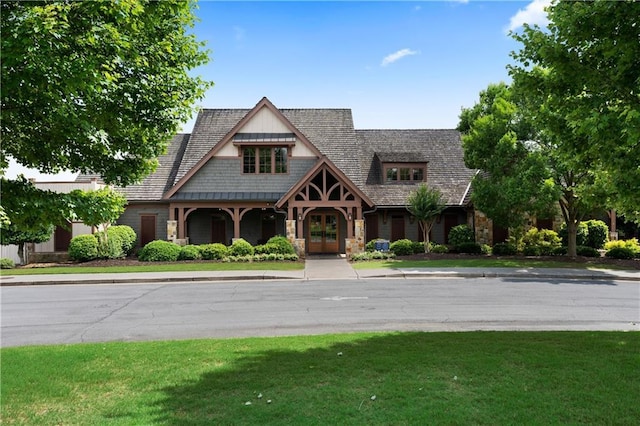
[385, 164, 425, 182]
[235, 133, 294, 174]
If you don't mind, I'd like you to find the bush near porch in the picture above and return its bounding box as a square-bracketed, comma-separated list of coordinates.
[138, 236, 299, 263]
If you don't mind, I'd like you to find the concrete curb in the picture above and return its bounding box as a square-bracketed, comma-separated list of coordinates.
[357, 270, 640, 282]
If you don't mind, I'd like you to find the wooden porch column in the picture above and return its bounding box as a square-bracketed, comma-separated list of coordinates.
[233, 208, 241, 240]
[177, 208, 185, 239]
[296, 208, 304, 238]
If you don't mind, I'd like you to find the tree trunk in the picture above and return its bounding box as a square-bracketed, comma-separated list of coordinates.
[17, 242, 25, 265]
[566, 220, 577, 258]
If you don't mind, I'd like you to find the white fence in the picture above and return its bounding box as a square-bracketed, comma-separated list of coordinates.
[1, 245, 21, 264]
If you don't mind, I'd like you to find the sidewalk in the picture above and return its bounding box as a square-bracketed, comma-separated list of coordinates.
[1, 258, 639, 286]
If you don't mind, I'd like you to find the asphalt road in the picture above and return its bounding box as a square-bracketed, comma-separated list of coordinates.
[2, 277, 639, 347]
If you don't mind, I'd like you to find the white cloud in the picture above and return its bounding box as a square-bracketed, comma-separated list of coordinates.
[506, 0, 551, 33]
[381, 48, 419, 67]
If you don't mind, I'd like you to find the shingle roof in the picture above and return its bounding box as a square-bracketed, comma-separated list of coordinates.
[375, 151, 430, 163]
[356, 129, 476, 206]
[76, 133, 189, 201]
[171, 192, 285, 201]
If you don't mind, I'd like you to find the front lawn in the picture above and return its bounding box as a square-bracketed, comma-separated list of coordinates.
[0, 261, 304, 275]
[351, 257, 637, 270]
[2, 332, 638, 424]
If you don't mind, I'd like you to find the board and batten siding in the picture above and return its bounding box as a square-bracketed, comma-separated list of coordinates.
[116, 204, 169, 246]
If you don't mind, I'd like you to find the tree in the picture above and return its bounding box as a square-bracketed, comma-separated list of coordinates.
[1, 0, 211, 186]
[0, 223, 54, 265]
[69, 188, 126, 229]
[406, 184, 446, 253]
[1, 1, 210, 256]
[458, 82, 605, 257]
[509, 0, 640, 220]
[458, 83, 558, 234]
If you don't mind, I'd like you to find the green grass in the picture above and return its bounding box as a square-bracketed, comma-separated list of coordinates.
[0, 261, 304, 275]
[2, 332, 639, 425]
[351, 258, 627, 270]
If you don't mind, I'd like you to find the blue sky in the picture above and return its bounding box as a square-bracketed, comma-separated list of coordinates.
[7, 0, 550, 180]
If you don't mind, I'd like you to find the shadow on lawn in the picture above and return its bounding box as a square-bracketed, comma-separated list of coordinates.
[150, 332, 639, 425]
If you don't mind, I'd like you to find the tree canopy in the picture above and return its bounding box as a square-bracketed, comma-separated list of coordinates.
[509, 0, 640, 220]
[1, 0, 211, 185]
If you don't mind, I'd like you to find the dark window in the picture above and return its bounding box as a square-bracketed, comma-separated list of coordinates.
[412, 168, 424, 181]
[385, 165, 425, 182]
[386, 167, 398, 182]
[243, 147, 287, 174]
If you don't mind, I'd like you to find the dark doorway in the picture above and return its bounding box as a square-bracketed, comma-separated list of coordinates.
[391, 215, 405, 242]
[211, 217, 226, 244]
[261, 213, 277, 243]
[140, 215, 156, 247]
[493, 225, 509, 245]
[443, 214, 459, 244]
[54, 223, 72, 252]
[366, 214, 379, 242]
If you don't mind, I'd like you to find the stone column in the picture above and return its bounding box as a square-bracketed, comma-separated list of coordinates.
[167, 220, 177, 242]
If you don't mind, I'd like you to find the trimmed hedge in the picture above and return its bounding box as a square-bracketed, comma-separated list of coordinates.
[456, 242, 482, 254]
[522, 228, 562, 256]
[228, 238, 254, 257]
[584, 220, 609, 249]
[576, 246, 600, 258]
[200, 243, 228, 260]
[68, 234, 99, 262]
[266, 236, 295, 254]
[389, 239, 414, 256]
[178, 245, 202, 260]
[138, 240, 181, 262]
[605, 247, 637, 260]
[431, 244, 449, 254]
[109, 225, 137, 255]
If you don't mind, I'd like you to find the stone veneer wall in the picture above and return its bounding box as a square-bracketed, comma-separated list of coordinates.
[345, 219, 365, 259]
[474, 210, 493, 245]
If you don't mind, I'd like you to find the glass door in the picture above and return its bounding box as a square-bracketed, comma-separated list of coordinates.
[307, 212, 340, 253]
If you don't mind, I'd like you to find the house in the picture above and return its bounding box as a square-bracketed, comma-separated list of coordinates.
[0, 178, 105, 264]
[80, 97, 478, 256]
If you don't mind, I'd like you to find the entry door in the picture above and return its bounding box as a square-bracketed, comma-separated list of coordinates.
[308, 213, 339, 253]
[140, 215, 156, 247]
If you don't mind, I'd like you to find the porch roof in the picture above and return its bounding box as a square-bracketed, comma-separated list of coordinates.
[170, 191, 285, 202]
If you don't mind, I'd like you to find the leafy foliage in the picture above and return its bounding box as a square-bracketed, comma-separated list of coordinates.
[228, 238, 254, 257]
[576, 246, 600, 258]
[200, 243, 228, 260]
[0, 258, 15, 269]
[265, 236, 295, 255]
[108, 225, 137, 255]
[178, 245, 202, 261]
[406, 184, 446, 252]
[492, 242, 518, 256]
[559, 222, 588, 248]
[94, 231, 124, 260]
[138, 240, 181, 262]
[68, 234, 98, 262]
[456, 242, 482, 254]
[509, 0, 640, 219]
[522, 228, 562, 256]
[584, 220, 609, 250]
[389, 239, 414, 256]
[605, 247, 637, 260]
[1, 0, 212, 185]
[69, 188, 126, 228]
[448, 224, 475, 249]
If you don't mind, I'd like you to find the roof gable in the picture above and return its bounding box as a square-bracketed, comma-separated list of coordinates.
[164, 97, 322, 199]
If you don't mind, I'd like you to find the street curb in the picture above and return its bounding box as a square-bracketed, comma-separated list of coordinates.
[0, 275, 301, 287]
[358, 271, 640, 282]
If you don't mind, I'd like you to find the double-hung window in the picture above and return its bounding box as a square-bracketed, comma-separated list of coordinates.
[242, 146, 288, 174]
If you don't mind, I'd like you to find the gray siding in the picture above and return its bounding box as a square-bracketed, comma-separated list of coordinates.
[178, 158, 317, 194]
[116, 204, 170, 247]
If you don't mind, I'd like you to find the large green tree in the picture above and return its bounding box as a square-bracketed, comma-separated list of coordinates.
[458, 82, 558, 234]
[509, 0, 640, 220]
[406, 184, 446, 253]
[1, 0, 211, 185]
[459, 82, 606, 257]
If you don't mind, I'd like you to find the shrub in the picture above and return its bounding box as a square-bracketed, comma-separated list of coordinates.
[522, 228, 562, 256]
[109, 225, 137, 255]
[178, 245, 202, 261]
[266, 236, 295, 254]
[0, 258, 15, 269]
[456, 242, 482, 254]
[389, 239, 414, 256]
[559, 222, 588, 247]
[350, 251, 396, 262]
[576, 246, 600, 258]
[605, 247, 637, 260]
[95, 230, 124, 259]
[68, 234, 99, 262]
[604, 238, 640, 253]
[228, 238, 254, 257]
[138, 240, 181, 262]
[448, 224, 474, 249]
[431, 244, 449, 254]
[492, 242, 518, 256]
[412, 241, 427, 254]
[200, 243, 228, 260]
[584, 220, 609, 249]
[553, 246, 568, 256]
[481, 244, 492, 255]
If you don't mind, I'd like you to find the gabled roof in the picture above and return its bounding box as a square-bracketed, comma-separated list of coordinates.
[356, 129, 476, 206]
[276, 156, 374, 209]
[164, 97, 323, 199]
[375, 151, 430, 163]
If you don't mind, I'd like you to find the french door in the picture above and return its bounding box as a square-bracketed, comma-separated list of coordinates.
[308, 212, 339, 253]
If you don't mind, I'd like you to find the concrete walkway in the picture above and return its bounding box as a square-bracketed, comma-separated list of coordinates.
[1, 257, 639, 286]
